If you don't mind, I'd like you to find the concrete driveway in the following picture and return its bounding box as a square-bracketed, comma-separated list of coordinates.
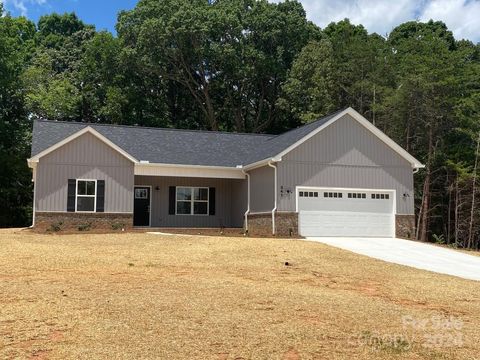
[306, 237, 480, 281]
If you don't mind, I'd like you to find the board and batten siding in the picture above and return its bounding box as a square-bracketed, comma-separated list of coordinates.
[277, 114, 415, 214]
[230, 179, 248, 227]
[35, 132, 134, 213]
[135, 176, 246, 227]
[249, 165, 275, 213]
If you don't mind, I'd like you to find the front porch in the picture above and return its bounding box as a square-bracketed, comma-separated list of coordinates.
[134, 175, 247, 228]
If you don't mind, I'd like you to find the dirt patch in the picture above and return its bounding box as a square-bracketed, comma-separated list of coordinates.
[0, 229, 479, 359]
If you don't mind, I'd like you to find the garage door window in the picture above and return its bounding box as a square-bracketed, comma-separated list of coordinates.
[324, 192, 342, 198]
[371, 193, 390, 199]
[348, 193, 366, 199]
[299, 191, 318, 198]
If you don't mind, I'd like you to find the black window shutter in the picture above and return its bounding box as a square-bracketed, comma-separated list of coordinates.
[169, 186, 176, 215]
[209, 187, 216, 216]
[67, 179, 76, 212]
[96, 180, 105, 212]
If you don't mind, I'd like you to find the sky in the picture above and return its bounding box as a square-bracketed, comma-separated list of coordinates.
[1, 0, 479, 42]
[0, 0, 138, 33]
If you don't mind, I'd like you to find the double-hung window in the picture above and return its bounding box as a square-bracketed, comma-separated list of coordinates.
[176, 187, 209, 215]
[76, 179, 97, 212]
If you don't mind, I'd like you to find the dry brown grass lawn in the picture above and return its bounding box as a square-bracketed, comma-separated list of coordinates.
[1, 229, 479, 360]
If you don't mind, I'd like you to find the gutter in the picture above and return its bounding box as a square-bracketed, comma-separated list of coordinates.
[267, 160, 278, 235]
[241, 168, 251, 233]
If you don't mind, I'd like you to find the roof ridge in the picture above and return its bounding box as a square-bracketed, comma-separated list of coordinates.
[34, 118, 276, 138]
[265, 108, 348, 141]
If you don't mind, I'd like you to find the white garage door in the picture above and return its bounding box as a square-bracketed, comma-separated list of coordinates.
[298, 188, 395, 237]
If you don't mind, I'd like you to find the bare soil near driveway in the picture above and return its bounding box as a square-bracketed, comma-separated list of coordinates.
[1, 228, 479, 359]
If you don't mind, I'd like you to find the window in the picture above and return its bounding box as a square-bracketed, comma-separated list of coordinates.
[372, 193, 390, 200]
[176, 187, 209, 215]
[76, 180, 96, 212]
[324, 192, 343, 198]
[300, 191, 318, 198]
[135, 188, 148, 199]
[348, 192, 367, 199]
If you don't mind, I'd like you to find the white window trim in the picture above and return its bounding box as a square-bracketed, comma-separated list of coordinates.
[75, 179, 97, 213]
[175, 186, 209, 216]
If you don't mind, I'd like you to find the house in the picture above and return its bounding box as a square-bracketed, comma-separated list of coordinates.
[27, 107, 424, 238]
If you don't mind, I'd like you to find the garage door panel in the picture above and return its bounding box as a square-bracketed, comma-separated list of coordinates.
[299, 198, 393, 213]
[299, 211, 394, 237]
[297, 188, 395, 238]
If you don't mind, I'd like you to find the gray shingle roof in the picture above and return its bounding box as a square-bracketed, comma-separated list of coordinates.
[31, 109, 345, 167]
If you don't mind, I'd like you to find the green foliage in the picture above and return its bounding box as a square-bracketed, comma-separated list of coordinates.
[432, 234, 445, 244]
[117, 0, 320, 131]
[48, 221, 64, 232]
[278, 39, 335, 123]
[77, 222, 92, 231]
[111, 222, 126, 231]
[38, 12, 87, 37]
[0, 10, 35, 227]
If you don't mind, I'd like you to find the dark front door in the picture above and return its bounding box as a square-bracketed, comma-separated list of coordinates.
[134, 186, 150, 226]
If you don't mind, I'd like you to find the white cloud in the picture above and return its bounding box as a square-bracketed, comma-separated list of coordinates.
[1, 0, 47, 16]
[272, 0, 479, 42]
[291, 0, 419, 36]
[420, 0, 480, 41]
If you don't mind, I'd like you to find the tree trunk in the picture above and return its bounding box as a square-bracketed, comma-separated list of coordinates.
[467, 132, 480, 249]
[455, 177, 460, 246]
[419, 126, 433, 242]
[447, 173, 451, 245]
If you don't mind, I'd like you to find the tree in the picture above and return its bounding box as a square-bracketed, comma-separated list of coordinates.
[323, 19, 389, 117]
[278, 39, 335, 123]
[24, 13, 95, 121]
[0, 7, 35, 226]
[386, 24, 459, 241]
[117, 0, 320, 132]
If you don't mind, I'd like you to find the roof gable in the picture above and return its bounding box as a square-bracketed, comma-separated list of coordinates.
[28, 126, 138, 164]
[283, 113, 413, 168]
[244, 108, 424, 169]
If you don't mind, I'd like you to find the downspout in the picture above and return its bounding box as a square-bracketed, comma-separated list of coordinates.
[241, 168, 250, 233]
[30, 165, 36, 228]
[413, 167, 419, 174]
[268, 160, 278, 235]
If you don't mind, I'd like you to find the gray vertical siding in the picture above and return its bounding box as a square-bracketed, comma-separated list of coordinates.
[249, 165, 275, 213]
[276, 114, 415, 214]
[230, 179, 248, 227]
[36, 132, 134, 212]
[135, 176, 246, 227]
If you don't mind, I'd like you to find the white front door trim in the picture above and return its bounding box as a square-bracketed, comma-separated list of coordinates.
[134, 185, 152, 227]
